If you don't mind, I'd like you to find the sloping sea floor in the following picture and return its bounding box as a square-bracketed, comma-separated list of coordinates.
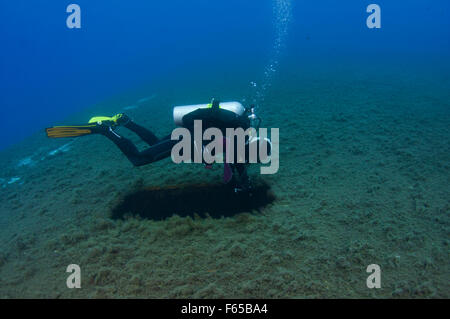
[0, 65, 449, 298]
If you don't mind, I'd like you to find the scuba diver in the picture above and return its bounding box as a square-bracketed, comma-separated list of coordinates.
[46, 99, 270, 193]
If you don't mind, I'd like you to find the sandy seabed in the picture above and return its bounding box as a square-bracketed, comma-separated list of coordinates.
[0, 68, 449, 298]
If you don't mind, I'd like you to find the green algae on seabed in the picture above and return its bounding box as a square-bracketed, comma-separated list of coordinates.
[0, 68, 449, 298]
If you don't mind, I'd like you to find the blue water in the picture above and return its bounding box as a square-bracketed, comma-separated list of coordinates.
[1, 0, 449, 150]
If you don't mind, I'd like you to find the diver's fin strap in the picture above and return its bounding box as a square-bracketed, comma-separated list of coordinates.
[45, 125, 97, 138]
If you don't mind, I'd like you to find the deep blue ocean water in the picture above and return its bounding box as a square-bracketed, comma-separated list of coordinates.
[1, 0, 449, 150]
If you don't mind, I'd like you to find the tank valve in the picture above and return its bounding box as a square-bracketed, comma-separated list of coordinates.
[248, 105, 261, 130]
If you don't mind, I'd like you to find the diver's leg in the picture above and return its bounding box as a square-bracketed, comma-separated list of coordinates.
[103, 128, 175, 166]
[137, 137, 176, 164]
[102, 128, 145, 166]
[123, 120, 160, 146]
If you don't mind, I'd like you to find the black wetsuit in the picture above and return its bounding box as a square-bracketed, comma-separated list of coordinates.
[102, 107, 251, 187]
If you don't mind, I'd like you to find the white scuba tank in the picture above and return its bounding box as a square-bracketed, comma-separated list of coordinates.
[173, 101, 245, 126]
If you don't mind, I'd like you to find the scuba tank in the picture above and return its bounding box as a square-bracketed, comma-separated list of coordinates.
[173, 101, 246, 126]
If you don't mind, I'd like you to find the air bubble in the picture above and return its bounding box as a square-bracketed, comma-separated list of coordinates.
[252, 0, 292, 106]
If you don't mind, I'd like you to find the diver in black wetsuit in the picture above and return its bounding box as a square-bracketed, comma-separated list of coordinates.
[46, 99, 266, 192]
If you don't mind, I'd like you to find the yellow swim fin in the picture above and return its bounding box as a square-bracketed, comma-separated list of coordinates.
[45, 124, 98, 138]
[46, 114, 127, 138]
[88, 114, 126, 125]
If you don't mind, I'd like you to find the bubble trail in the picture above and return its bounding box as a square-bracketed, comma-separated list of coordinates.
[251, 0, 292, 107]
